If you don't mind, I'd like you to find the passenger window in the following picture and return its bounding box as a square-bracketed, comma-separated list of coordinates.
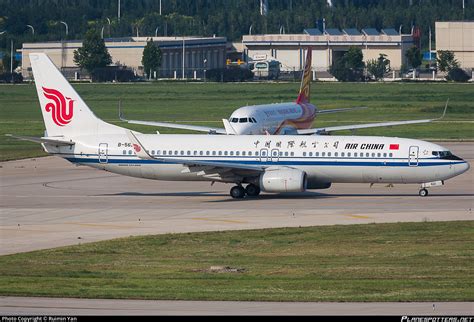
[285, 152, 289, 156]
[236, 151, 240, 156]
[151, 150, 155, 155]
[157, 150, 160, 155]
[366, 153, 370, 157]
[206, 151, 210, 156]
[230, 151, 234, 156]
[341, 152, 344, 157]
[187, 151, 191, 155]
[242, 151, 246, 156]
[194, 151, 198, 156]
[290, 152, 294, 156]
[347, 152, 351, 157]
[128, 150, 132, 155]
[169, 150, 173, 155]
[371, 153, 375, 157]
[315, 152, 319, 157]
[309, 152, 313, 157]
[249, 151, 252, 156]
[200, 151, 204, 156]
[163, 151, 167, 155]
[389, 153, 393, 157]
[181, 151, 184, 155]
[322, 152, 325, 157]
[335, 152, 338, 157]
[212, 151, 216, 156]
[303, 152, 307, 157]
[123, 150, 126, 155]
[383, 153, 387, 157]
[328, 152, 331, 157]
[218, 151, 222, 156]
[175, 150, 178, 155]
[377, 153, 381, 158]
[354, 152, 357, 157]
[224, 151, 228, 156]
[255, 151, 259, 156]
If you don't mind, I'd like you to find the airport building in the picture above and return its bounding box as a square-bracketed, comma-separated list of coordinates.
[242, 28, 415, 72]
[20, 36, 227, 79]
[435, 21, 474, 69]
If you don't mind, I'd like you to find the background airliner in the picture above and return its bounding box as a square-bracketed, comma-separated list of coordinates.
[121, 48, 445, 135]
[9, 53, 469, 200]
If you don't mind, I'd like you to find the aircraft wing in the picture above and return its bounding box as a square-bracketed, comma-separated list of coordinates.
[5, 134, 75, 146]
[126, 131, 264, 182]
[119, 104, 227, 134]
[125, 119, 228, 134]
[315, 106, 368, 114]
[297, 100, 449, 135]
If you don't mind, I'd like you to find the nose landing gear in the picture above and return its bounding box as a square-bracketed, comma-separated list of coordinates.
[419, 188, 429, 197]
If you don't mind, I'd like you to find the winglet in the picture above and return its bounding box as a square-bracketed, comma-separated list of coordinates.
[118, 100, 127, 121]
[437, 98, 449, 120]
[296, 47, 312, 104]
[222, 119, 237, 135]
[126, 130, 154, 160]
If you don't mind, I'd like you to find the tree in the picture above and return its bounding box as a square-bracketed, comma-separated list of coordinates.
[141, 39, 162, 79]
[329, 46, 365, 82]
[436, 50, 459, 73]
[1, 52, 19, 73]
[367, 53, 391, 81]
[73, 29, 112, 80]
[405, 46, 422, 69]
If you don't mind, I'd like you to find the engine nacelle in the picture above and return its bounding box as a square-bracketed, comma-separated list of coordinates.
[259, 168, 307, 193]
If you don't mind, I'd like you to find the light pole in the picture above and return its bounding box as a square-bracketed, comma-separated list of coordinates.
[26, 25, 34, 35]
[182, 38, 185, 79]
[60, 21, 68, 37]
[118, 0, 121, 22]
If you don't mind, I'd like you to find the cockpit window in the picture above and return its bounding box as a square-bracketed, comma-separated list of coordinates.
[251, 117, 257, 123]
[231, 118, 238, 123]
[239, 118, 248, 123]
[432, 151, 463, 160]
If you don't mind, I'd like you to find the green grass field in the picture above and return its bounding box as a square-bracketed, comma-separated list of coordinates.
[0, 82, 473, 161]
[0, 221, 472, 301]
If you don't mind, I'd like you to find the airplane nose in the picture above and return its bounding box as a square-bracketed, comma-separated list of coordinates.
[456, 161, 470, 175]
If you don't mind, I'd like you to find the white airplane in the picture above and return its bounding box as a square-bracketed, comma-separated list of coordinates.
[121, 48, 445, 135]
[9, 53, 469, 199]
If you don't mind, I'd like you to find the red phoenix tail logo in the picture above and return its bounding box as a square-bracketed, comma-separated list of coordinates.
[42, 87, 75, 126]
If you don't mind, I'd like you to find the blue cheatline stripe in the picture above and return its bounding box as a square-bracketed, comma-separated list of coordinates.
[64, 156, 465, 168]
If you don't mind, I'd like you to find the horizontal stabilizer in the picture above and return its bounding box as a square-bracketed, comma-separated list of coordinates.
[6, 134, 75, 146]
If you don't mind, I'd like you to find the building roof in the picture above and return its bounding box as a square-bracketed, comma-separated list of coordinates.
[382, 28, 399, 36]
[303, 28, 323, 36]
[343, 28, 362, 36]
[324, 28, 344, 36]
[362, 28, 380, 36]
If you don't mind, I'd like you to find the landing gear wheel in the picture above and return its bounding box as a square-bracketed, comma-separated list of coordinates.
[230, 185, 246, 199]
[419, 188, 429, 197]
[245, 184, 261, 197]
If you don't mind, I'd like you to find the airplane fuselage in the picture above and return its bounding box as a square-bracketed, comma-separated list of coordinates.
[228, 102, 317, 135]
[46, 134, 469, 188]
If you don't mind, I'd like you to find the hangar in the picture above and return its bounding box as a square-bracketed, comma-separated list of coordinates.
[435, 21, 474, 69]
[242, 28, 415, 72]
[21, 36, 227, 79]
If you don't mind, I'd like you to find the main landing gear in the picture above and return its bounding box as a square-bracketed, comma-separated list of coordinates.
[230, 184, 261, 199]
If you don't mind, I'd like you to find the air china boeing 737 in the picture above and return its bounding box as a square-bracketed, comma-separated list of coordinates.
[121, 48, 444, 135]
[10, 53, 469, 199]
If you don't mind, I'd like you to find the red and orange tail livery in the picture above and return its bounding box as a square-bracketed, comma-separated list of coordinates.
[296, 47, 312, 104]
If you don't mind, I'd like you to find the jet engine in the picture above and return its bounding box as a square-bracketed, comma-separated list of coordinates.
[259, 168, 307, 193]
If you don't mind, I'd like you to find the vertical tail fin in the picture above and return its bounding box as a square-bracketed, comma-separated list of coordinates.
[29, 53, 123, 137]
[296, 47, 312, 104]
